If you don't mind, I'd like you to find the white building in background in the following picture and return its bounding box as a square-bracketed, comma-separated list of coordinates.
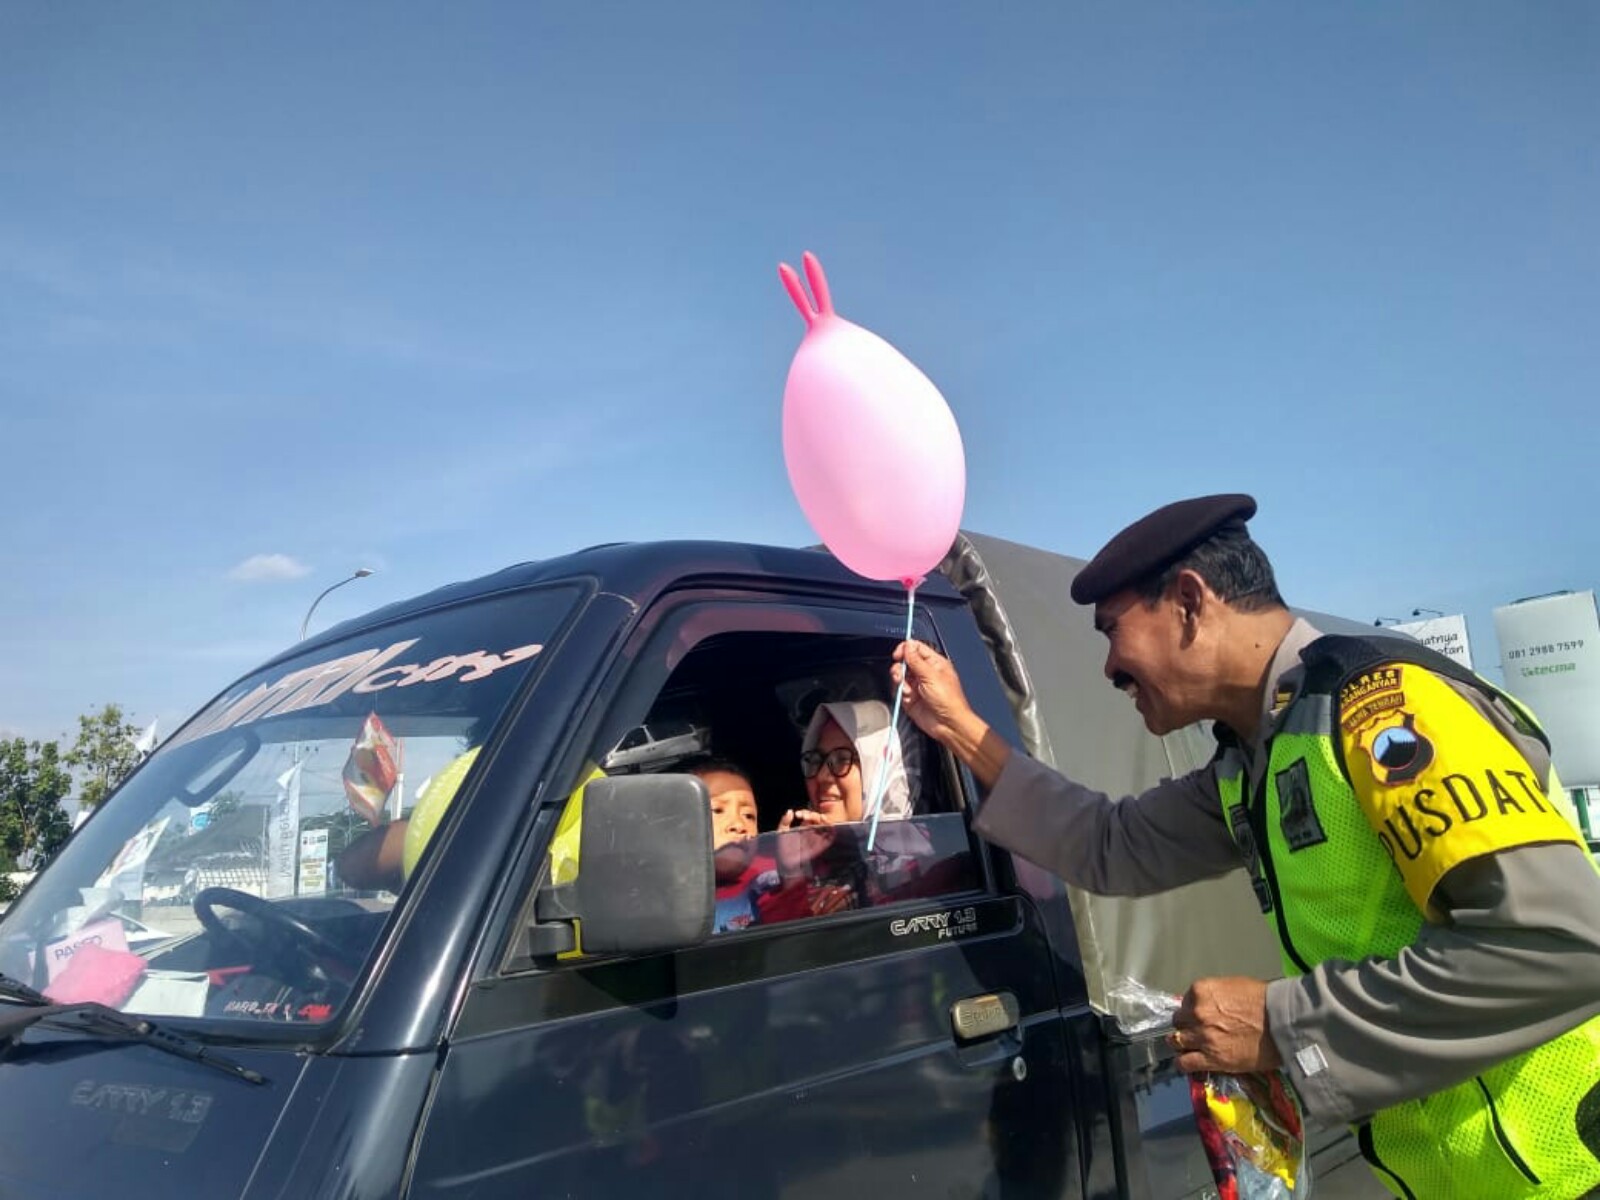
[1493, 590, 1600, 842]
[1390, 613, 1474, 670]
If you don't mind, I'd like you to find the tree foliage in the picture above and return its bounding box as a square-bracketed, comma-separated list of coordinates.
[0, 737, 73, 900]
[66, 703, 144, 811]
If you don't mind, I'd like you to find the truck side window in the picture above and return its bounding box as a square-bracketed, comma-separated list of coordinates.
[543, 609, 983, 953]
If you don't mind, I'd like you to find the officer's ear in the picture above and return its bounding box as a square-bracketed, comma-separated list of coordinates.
[1172, 569, 1208, 629]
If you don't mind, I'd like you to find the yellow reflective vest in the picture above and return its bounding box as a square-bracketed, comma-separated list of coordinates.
[1219, 634, 1600, 1199]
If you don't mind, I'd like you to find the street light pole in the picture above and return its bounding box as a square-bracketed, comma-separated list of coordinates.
[300, 568, 375, 641]
[287, 568, 376, 897]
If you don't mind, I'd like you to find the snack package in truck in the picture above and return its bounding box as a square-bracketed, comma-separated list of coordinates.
[343, 712, 400, 826]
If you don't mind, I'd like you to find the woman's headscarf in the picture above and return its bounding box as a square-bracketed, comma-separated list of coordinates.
[801, 699, 912, 821]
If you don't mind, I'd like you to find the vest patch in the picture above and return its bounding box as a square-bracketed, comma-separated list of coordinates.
[1227, 802, 1274, 913]
[1341, 668, 1407, 732]
[1368, 712, 1435, 786]
[1340, 666, 1402, 710]
[1341, 666, 1585, 913]
[1275, 759, 1327, 850]
[1342, 689, 1406, 733]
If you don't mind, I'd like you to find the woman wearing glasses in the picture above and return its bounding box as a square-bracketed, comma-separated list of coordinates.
[780, 699, 912, 829]
[767, 700, 921, 917]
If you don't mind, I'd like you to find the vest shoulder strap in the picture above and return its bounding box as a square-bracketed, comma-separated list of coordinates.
[1298, 634, 1550, 753]
[1300, 632, 1479, 694]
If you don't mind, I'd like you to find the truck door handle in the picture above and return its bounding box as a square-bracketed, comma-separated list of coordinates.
[950, 991, 1020, 1042]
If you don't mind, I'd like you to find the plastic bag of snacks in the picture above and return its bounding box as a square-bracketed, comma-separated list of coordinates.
[1190, 1069, 1309, 1199]
[1105, 977, 1309, 1199]
[342, 712, 400, 826]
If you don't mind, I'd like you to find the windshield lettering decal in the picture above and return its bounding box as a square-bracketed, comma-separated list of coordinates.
[171, 639, 544, 748]
[274, 641, 423, 712]
[176, 640, 420, 744]
[351, 644, 544, 694]
[222, 998, 290, 1019]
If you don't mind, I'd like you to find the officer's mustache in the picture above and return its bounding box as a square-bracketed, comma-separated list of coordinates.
[1111, 671, 1136, 692]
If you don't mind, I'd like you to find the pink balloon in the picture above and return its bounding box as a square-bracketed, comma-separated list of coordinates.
[778, 252, 966, 586]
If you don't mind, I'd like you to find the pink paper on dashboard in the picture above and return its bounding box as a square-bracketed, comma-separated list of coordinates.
[44, 942, 147, 1007]
[42, 917, 131, 983]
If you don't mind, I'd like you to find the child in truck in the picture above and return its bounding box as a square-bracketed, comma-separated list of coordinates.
[692, 756, 852, 931]
[694, 756, 777, 933]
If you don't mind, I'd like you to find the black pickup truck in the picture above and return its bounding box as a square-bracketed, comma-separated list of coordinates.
[0, 533, 1381, 1198]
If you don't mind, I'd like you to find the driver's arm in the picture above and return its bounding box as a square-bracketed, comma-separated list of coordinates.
[335, 820, 408, 892]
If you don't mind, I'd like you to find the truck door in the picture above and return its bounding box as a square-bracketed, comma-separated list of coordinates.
[406, 590, 1085, 1199]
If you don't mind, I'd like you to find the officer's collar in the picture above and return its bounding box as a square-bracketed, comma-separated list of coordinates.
[1259, 618, 1324, 737]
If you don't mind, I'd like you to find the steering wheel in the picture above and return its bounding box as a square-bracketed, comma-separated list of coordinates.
[193, 887, 349, 989]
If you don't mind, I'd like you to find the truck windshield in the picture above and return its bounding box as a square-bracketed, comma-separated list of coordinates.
[0, 585, 577, 1030]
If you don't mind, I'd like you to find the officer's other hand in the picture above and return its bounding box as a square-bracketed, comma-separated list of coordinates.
[1169, 977, 1282, 1075]
[891, 640, 975, 745]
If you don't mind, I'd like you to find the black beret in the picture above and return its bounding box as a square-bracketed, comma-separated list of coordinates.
[1070, 493, 1258, 605]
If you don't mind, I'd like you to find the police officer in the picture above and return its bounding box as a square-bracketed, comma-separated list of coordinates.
[893, 494, 1600, 1199]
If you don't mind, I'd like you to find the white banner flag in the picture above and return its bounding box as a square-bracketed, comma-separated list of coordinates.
[94, 816, 171, 905]
[1390, 614, 1474, 670]
[268, 761, 303, 898]
[1493, 591, 1600, 787]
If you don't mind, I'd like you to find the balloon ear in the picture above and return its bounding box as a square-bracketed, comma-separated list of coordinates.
[778, 252, 836, 328]
[778, 262, 818, 328]
[801, 251, 833, 317]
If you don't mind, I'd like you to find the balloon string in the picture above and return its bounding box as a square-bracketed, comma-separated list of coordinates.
[866, 582, 917, 851]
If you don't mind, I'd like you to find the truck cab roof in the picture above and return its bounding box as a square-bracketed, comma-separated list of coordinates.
[296, 539, 963, 664]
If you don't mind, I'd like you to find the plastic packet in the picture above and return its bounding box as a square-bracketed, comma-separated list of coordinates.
[1190, 1070, 1309, 1199]
[342, 712, 400, 826]
[1103, 978, 1310, 1198]
[1104, 975, 1182, 1036]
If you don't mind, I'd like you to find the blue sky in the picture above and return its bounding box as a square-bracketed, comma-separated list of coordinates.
[1, 3, 1596, 744]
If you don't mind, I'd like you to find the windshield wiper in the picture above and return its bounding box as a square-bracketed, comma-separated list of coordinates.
[0, 998, 265, 1085]
[47, 1005, 267, 1084]
[0, 973, 50, 1007]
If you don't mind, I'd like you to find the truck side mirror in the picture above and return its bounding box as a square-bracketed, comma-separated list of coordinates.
[524, 774, 714, 958]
